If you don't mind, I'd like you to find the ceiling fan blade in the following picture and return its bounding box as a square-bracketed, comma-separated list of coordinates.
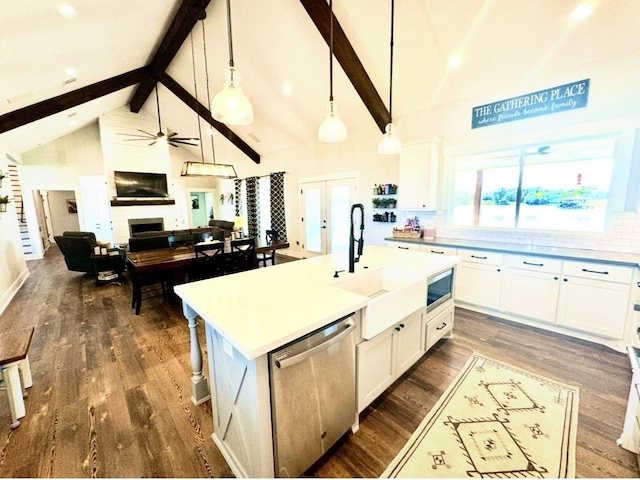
[137, 129, 156, 137]
[148, 140, 157, 146]
[173, 137, 200, 141]
[170, 140, 199, 146]
[117, 133, 155, 139]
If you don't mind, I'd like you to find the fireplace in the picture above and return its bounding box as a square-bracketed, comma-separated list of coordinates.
[128, 217, 164, 237]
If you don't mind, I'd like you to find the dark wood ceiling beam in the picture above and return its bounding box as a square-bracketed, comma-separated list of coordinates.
[299, 0, 389, 133]
[0, 67, 150, 135]
[129, 0, 213, 112]
[158, 72, 260, 164]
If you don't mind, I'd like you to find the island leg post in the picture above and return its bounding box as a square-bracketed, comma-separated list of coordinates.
[182, 303, 211, 405]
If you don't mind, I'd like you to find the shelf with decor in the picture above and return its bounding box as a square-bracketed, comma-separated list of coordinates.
[373, 183, 398, 195]
[372, 197, 397, 209]
[373, 212, 397, 223]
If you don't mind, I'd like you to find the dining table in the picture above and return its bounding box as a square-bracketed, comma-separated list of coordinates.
[124, 239, 290, 405]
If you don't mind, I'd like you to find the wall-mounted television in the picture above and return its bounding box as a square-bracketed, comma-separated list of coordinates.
[114, 171, 169, 198]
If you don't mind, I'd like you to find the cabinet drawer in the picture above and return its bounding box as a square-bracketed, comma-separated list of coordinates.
[420, 245, 457, 256]
[562, 260, 632, 284]
[505, 254, 562, 274]
[387, 241, 420, 251]
[458, 249, 503, 266]
[425, 304, 454, 351]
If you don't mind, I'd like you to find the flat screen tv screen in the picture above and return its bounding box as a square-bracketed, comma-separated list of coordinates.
[114, 171, 168, 198]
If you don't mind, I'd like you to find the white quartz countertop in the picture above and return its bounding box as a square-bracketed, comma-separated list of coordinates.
[174, 245, 459, 360]
[386, 236, 640, 267]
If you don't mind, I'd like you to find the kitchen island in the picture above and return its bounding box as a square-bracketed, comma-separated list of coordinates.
[174, 245, 459, 478]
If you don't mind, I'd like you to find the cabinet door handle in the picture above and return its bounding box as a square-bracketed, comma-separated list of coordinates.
[395, 326, 402, 331]
[398, 246, 409, 250]
[436, 322, 448, 331]
[582, 268, 608, 275]
[431, 250, 444, 254]
[471, 255, 487, 259]
[523, 261, 544, 267]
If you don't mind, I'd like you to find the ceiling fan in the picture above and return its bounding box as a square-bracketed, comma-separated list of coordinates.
[117, 85, 199, 148]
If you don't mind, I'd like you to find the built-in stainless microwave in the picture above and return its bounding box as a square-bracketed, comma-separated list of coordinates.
[427, 268, 454, 311]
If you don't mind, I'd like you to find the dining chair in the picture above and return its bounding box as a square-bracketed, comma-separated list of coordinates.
[168, 233, 195, 248]
[126, 238, 174, 315]
[189, 242, 225, 281]
[128, 235, 170, 252]
[256, 229, 278, 267]
[225, 238, 257, 274]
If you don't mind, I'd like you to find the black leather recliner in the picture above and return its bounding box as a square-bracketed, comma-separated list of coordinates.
[53, 231, 97, 274]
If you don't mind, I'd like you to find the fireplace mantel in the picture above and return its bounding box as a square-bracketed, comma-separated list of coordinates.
[110, 199, 175, 206]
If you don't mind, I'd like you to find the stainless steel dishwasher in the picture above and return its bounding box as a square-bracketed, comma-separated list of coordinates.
[269, 313, 357, 478]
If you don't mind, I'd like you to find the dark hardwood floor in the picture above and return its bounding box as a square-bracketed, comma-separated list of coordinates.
[0, 247, 637, 477]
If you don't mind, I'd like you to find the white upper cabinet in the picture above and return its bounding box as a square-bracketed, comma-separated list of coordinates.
[398, 137, 443, 210]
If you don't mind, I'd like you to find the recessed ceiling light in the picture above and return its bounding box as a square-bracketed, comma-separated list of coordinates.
[572, 3, 593, 21]
[58, 5, 76, 17]
[65, 67, 77, 76]
[449, 56, 462, 68]
[282, 83, 293, 96]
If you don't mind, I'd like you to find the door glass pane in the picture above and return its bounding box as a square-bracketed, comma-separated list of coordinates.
[329, 185, 351, 253]
[305, 188, 322, 253]
[259, 177, 271, 242]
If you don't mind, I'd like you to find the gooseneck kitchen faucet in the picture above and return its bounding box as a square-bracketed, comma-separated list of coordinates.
[349, 203, 365, 273]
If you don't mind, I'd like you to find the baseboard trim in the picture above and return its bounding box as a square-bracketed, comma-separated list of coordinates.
[0, 267, 30, 316]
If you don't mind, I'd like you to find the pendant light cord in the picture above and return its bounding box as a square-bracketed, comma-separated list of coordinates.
[329, 0, 334, 102]
[190, 31, 206, 164]
[155, 85, 162, 133]
[202, 19, 217, 165]
[388, 0, 395, 122]
[225, 0, 235, 68]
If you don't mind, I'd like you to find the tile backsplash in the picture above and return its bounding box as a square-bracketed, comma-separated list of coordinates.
[403, 210, 640, 254]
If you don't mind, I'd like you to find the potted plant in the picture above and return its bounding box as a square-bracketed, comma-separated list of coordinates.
[0, 195, 11, 213]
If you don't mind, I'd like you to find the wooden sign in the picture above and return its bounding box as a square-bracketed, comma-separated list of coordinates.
[472, 79, 590, 129]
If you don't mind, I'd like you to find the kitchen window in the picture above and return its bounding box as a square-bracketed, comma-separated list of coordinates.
[451, 136, 616, 232]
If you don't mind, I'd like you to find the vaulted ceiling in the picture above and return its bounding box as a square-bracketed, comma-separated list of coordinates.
[2, 0, 640, 167]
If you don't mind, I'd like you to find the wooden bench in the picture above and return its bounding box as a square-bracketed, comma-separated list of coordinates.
[0, 327, 34, 428]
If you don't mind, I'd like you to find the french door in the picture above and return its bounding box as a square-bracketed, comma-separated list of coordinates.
[300, 177, 357, 257]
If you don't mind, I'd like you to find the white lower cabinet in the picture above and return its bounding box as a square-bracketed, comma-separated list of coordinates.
[501, 255, 562, 323]
[357, 308, 424, 412]
[425, 303, 454, 351]
[456, 249, 504, 309]
[556, 260, 632, 339]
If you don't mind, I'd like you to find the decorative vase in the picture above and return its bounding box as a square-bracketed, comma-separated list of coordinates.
[0, 203, 7, 213]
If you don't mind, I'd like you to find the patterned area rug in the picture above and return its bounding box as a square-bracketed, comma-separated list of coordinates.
[383, 353, 579, 478]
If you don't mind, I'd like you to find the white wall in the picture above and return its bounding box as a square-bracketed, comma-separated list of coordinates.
[47, 190, 80, 236]
[0, 140, 29, 316]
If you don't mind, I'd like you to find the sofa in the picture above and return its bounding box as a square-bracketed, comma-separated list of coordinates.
[207, 219, 235, 239]
[54, 231, 98, 274]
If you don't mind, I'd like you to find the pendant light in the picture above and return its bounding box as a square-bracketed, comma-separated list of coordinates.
[181, 23, 237, 179]
[211, 0, 254, 125]
[318, 0, 347, 142]
[378, 0, 402, 155]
